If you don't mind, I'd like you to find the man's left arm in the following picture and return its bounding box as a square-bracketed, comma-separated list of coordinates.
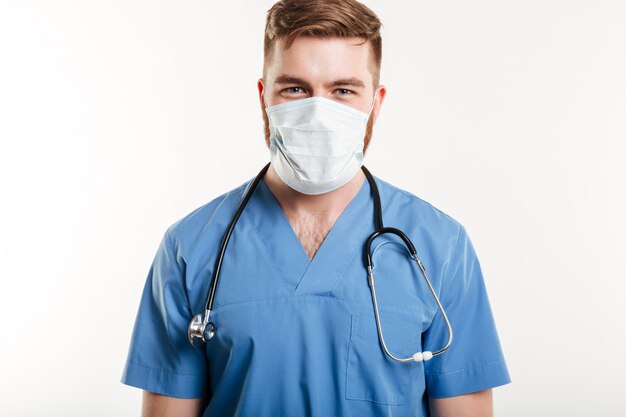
[422, 225, 510, 403]
[429, 389, 493, 417]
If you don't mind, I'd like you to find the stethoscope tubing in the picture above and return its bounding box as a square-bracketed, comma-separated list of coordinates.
[205, 163, 270, 313]
[188, 163, 453, 363]
[188, 163, 270, 346]
[361, 167, 453, 362]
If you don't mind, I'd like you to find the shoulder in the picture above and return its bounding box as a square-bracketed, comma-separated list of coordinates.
[371, 175, 468, 271]
[164, 179, 253, 247]
[373, 176, 463, 240]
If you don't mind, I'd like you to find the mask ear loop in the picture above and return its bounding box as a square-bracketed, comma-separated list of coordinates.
[360, 93, 378, 159]
[366, 95, 376, 118]
[261, 91, 269, 110]
[262, 93, 271, 111]
[365, 88, 380, 119]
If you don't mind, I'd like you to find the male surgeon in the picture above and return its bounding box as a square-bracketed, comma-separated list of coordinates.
[121, 1, 511, 416]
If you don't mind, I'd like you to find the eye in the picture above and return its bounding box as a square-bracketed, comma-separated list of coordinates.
[335, 88, 354, 96]
[283, 87, 306, 95]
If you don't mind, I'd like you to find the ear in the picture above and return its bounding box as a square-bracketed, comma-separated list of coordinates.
[371, 85, 387, 124]
[257, 78, 266, 111]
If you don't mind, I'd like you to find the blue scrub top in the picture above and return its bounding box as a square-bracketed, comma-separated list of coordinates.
[121, 173, 510, 416]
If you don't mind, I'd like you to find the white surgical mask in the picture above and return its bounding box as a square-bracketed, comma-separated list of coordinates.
[265, 96, 372, 195]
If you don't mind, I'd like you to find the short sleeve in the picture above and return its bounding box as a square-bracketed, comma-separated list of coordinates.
[423, 225, 511, 398]
[121, 229, 208, 398]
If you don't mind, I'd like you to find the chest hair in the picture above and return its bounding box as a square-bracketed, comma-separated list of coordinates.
[288, 213, 336, 261]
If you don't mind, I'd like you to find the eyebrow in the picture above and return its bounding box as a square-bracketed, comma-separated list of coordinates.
[274, 75, 311, 87]
[326, 77, 366, 89]
[273, 74, 366, 89]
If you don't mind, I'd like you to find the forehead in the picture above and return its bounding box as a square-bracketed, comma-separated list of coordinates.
[265, 36, 373, 84]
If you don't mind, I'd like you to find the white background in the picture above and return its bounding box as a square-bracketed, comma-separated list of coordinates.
[1, 1, 625, 415]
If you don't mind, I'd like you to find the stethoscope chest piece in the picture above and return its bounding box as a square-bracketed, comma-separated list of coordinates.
[188, 312, 215, 347]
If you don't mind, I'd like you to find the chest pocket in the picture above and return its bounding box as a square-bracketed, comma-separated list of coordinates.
[345, 313, 424, 406]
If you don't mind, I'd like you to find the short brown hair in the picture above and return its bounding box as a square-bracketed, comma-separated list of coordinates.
[263, 0, 383, 85]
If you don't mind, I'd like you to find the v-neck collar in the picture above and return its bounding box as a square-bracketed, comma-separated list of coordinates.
[248, 175, 375, 295]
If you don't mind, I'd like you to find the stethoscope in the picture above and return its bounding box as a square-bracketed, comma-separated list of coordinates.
[188, 163, 453, 363]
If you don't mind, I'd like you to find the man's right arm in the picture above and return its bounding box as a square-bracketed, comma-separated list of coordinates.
[141, 391, 204, 417]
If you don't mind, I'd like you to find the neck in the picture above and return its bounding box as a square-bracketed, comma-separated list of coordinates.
[264, 165, 366, 217]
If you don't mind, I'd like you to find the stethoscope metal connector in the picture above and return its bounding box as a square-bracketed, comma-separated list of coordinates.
[188, 310, 216, 347]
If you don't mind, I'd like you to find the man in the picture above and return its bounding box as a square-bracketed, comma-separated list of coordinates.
[121, 1, 511, 416]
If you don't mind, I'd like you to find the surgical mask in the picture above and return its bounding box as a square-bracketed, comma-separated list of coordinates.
[265, 96, 372, 195]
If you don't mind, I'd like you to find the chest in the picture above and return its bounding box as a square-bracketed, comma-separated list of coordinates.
[287, 213, 337, 260]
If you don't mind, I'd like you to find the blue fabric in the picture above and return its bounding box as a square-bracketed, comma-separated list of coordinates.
[121, 174, 510, 416]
